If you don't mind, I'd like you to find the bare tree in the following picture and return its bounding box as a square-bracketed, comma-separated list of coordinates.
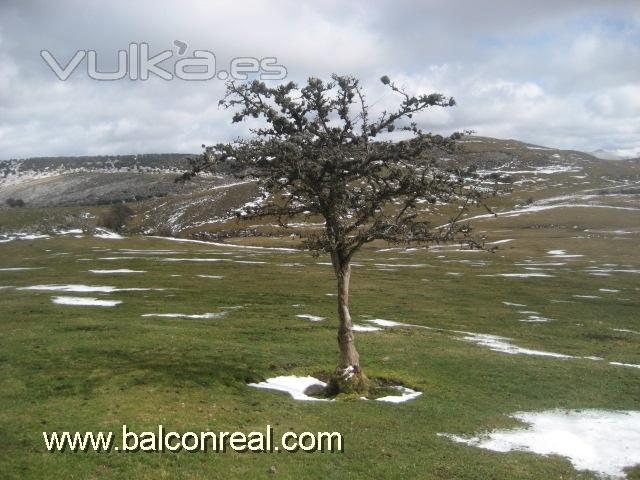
[183, 75, 495, 393]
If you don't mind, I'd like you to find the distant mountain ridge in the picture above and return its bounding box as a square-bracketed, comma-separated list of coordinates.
[0, 153, 194, 178]
[589, 149, 637, 161]
[1, 136, 638, 240]
[0, 136, 606, 209]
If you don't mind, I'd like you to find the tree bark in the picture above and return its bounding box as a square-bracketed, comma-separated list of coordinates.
[326, 249, 369, 394]
[334, 259, 361, 372]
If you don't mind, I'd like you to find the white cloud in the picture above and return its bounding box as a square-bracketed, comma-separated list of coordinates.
[0, 0, 639, 158]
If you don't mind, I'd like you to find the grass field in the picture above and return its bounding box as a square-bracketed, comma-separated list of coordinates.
[1, 218, 638, 479]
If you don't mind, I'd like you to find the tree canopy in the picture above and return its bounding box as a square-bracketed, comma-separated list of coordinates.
[183, 75, 495, 262]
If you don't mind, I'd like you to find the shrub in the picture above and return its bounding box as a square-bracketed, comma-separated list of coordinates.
[5, 198, 25, 208]
[97, 204, 133, 232]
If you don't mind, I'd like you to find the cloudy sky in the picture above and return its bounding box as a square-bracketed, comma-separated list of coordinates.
[1, 0, 639, 159]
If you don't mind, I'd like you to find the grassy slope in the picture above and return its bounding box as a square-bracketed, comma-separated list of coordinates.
[1, 139, 639, 478]
[0, 227, 638, 479]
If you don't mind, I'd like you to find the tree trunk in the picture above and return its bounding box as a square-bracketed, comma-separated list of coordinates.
[335, 262, 361, 371]
[328, 256, 369, 394]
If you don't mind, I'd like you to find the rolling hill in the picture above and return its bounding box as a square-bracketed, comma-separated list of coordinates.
[0, 136, 638, 241]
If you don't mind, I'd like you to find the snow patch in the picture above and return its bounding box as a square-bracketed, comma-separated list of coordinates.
[487, 239, 514, 245]
[480, 273, 555, 278]
[89, 269, 146, 274]
[352, 324, 382, 332]
[52, 296, 122, 307]
[94, 228, 124, 239]
[248, 376, 329, 401]
[366, 318, 415, 328]
[547, 249, 584, 258]
[162, 258, 226, 263]
[460, 332, 573, 358]
[141, 312, 227, 319]
[609, 362, 640, 369]
[612, 328, 640, 335]
[0, 267, 41, 271]
[439, 409, 640, 479]
[376, 386, 422, 403]
[296, 314, 326, 322]
[151, 235, 297, 252]
[19, 284, 162, 292]
[0, 232, 50, 242]
[520, 315, 552, 323]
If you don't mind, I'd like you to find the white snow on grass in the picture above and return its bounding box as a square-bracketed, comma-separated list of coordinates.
[585, 268, 640, 275]
[0, 267, 41, 271]
[93, 256, 138, 261]
[162, 258, 227, 263]
[515, 262, 566, 266]
[480, 273, 555, 278]
[547, 249, 584, 258]
[0, 232, 50, 242]
[374, 263, 428, 268]
[573, 295, 601, 299]
[18, 284, 162, 292]
[197, 275, 224, 279]
[600, 288, 620, 293]
[460, 332, 573, 358]
[248, 376, 329, 401]
[366, 318, 416, 328]
[376, 386, 422, 403]
[439, 409, 640, 479]
[519, 315, 552, 323]
[364, 318, 443, 332]
[503, 301, 527, 307]
[363, 318, 634, 369]
[141, 312, 227, 319]
[609, 362, 640, 369]
[296, 314, 326, 322]
[94, 228, 124, 239]
[117, 249, 181, 254]
[151, 235, 298, 252]
[612, 328, 640, 335]
[89, 269, 146, 274]
[364, 318, 633, 368]
[352, 324, 383, 332]
[441, 204, 640, 228]
[52, 296, 122, 307]
[487, 239, 514, 245]
[19, 233, 50, 240]
[248, 376, 421, 403]
[21, 284, 118, 293]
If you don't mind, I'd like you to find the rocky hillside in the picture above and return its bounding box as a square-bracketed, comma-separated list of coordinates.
[0, 153, 197, 207]
[1, 137, 638, 240]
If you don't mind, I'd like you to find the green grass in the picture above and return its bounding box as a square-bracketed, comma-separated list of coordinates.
[0, 229, 639, 479]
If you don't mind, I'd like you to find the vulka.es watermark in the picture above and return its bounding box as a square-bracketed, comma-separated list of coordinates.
[40, 41, 287, 81]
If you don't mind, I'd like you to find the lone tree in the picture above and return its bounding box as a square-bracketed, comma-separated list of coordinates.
[183, 75, 494, 393]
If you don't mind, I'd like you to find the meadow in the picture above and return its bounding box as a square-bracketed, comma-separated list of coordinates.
[1, 220, 638, 479]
